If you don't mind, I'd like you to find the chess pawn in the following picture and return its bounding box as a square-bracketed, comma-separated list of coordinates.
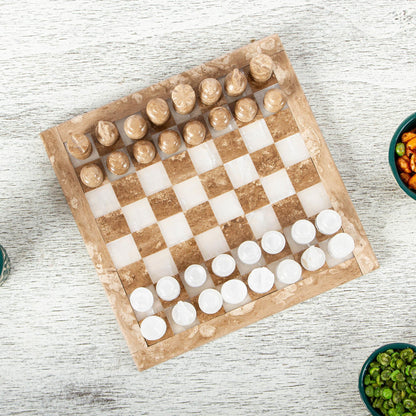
[224, 68, 247, 97]
[234, 98, 258, 123]
[199, 78, 222, 106]
[208, 106, 231, 131]
[158, 129, 181, 154]
[80, 163, 104, 188]
[250, 54, 274, 82]
[95, 120, 119, 146]
[182, 120, 206, 146]
[133, 140, 156, 164]
[263, 89, 286, 113]
[146, 98, 170, 126]
[124, 114, 148, 140]
[106, 151, 130, 175]
[67, 133, 92, 160]
[171, 84, 196, 115]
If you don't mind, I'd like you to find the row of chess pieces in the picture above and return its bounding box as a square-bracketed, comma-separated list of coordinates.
[134, 210, 355, 342]
[66, 54, 285, 190]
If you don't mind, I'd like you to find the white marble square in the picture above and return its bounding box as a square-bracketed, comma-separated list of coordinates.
[173, 177, 208, 211]
[66, 134, 99, 168]
[142, 249, 178, 283]
[106, 234, 141, 269]
[209, 191, 244, 224]
[203, 107, 237, 138]
[231, 247, 267, 276]
[319, 238, 352, 268]
[102, 149, 136, 182]
[180, 266, 215, 298]
[297, 182, 332, 217]
[85, 183, 120, 218]
[246, 205, 281, 239]
[224, 154, 258, 188]
[261, 169, 295, 204]
[122, 199, 156, 233]
[188, 141, 222, 175]
[194, 227, 230, 260]
[239, 119, 274, 152]
[283, 226, 317, 254]
[275, 133, 310, 167]
[136, 162, 171, 195]
[158, 213, 193, 247]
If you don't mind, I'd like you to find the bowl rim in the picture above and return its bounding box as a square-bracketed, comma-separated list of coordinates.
[358, 342, 416, 416]
[389, 112, 416, 200]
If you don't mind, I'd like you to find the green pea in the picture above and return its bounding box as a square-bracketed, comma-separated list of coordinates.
[383, 388, 394, 400]
[396, 142, 406, 156]
[403, 398, 414, 409]
[366, 386, 375, 397]
[379, 353, 392, 366]
[375, 387, 382, 397]
[388, 408, 397, 416]
[392, 370, 402, 381]
[393, 391, 402, 404]
[410, 367, 416, 379]
[383, 370, 393, 380]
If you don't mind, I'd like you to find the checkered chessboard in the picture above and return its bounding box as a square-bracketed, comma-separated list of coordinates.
[65, 69, 351, 346]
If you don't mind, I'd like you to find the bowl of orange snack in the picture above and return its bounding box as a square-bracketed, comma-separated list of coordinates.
[389, 112, 416, 199]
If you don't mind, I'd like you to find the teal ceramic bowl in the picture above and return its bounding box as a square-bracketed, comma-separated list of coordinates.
[389, 112, 416, 200]
[358, 343, 416, 416]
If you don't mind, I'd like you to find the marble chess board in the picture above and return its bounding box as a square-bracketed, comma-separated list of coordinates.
[40, 34, 378, 371]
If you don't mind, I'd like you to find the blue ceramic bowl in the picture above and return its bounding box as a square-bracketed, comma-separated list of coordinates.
[358, 343, 416, 416]
[388, 112, 416, 200]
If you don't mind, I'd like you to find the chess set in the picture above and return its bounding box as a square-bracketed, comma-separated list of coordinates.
[40, 34, 378, 371]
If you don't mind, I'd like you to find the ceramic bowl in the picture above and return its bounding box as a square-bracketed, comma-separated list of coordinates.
[358, 342, 416, 416]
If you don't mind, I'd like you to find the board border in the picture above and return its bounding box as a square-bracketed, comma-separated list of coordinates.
[40, 34, 378, 371]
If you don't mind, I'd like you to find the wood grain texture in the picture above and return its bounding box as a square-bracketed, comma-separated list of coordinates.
[1, 0, 416, 415]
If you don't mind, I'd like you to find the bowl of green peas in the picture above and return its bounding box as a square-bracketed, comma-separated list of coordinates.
[359, 343, 416, 416]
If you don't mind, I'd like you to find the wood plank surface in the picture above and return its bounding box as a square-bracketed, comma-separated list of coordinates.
[1, 1, 415, 415]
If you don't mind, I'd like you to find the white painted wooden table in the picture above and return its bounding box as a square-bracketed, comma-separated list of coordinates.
[1, 1, 416, 414]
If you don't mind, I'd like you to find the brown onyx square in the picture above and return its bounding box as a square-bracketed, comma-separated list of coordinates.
[235, 180, 268, 214]
[140, 311, 174, 346]
[213, 129, 248, 163]
[126, 142, 162, 171]
[75, 159, 109, 193]
[199, 165, 233, 199]
[286, 158, 320, 193]
[133, 223, 166, 257]
[265, 108, 299, 142]
[272, 194, 307, 228]
[261, 239, 292, 264]
[170, 238, 204, 273]
[242, 64, 279, 93]
[96, 209, 130, 243]
[220, 216, 254, 250]
[162, 151, 197, 185]
[206, 254, 241, 286]
[184, 202, 218, 235]
[118, 260, 152, 295]
[241, 273, 277, 301]
[92, 131, 124, 157]
[189, 296, 225, 324]
[250, 144, 283, 177]
[111, 173, 145, 206]
[158, 275, 188, 309]
[228, 95, 263, 129]
[148, 188, 181, 221]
